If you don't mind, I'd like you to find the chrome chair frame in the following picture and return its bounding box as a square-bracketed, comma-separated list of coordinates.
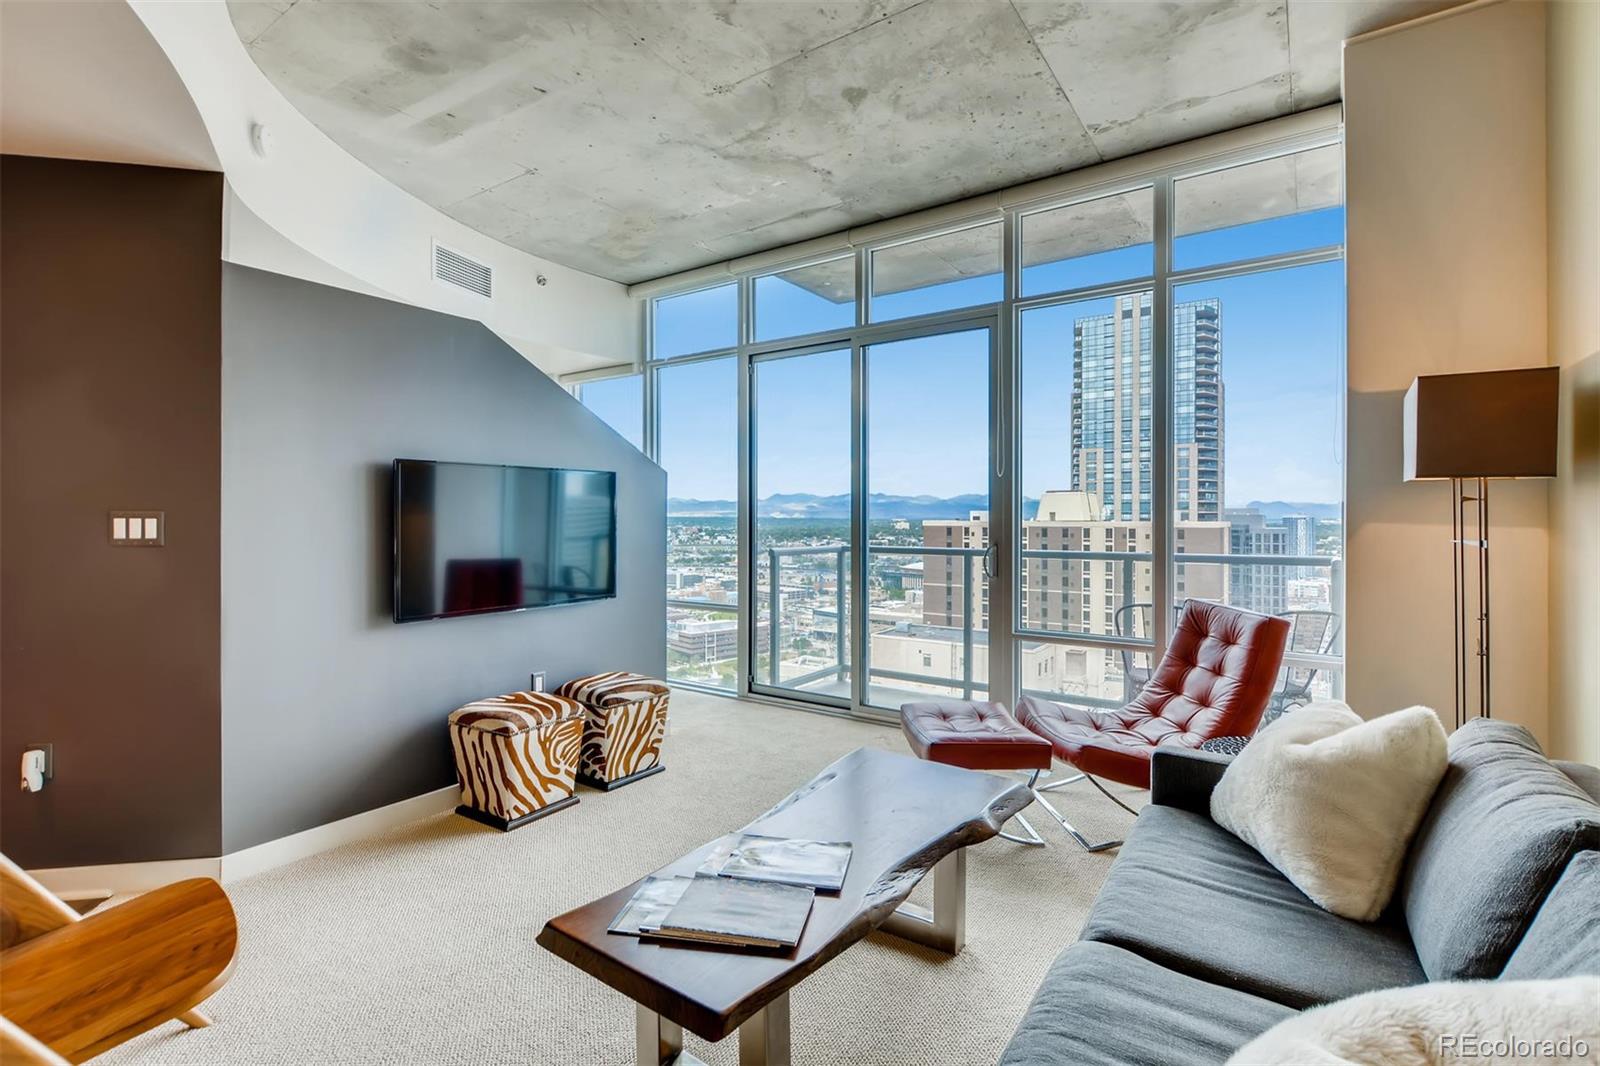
[1005, 769, 1136, 853]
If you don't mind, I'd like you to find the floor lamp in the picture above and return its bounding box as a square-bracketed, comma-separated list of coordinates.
[1403, 367, 1559, 729]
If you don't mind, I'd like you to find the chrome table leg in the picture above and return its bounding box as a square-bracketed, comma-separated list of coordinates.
[637, 1005, 691, 1066]
[636, 998, 788, 1066]
[737, 992, 791, 1066]
[882, 848, 966, 954]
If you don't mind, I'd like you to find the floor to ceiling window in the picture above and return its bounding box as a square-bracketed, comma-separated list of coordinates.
[618, 122, 1345, 718]
[652, 285, 740, 690]
[751, 347, 853, 702]
[575, 372, 644, 451]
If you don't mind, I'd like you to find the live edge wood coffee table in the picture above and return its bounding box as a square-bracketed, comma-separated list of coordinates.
[537, 747, 1030, 1066]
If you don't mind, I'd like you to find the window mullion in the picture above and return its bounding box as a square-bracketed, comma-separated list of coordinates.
[1150, 175, 1175, 660]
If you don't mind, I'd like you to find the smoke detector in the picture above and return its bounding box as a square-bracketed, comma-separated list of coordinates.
[249, 122, 273, 158]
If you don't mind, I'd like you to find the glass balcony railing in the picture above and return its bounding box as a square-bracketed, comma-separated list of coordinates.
[756, 544, 851, 694]
[753, 544, 1344, 715]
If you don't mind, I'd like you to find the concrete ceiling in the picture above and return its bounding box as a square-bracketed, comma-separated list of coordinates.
[229, 0, 1459, 287]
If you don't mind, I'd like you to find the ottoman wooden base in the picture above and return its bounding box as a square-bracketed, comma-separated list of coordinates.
[455, 794, 580, 833]
[555, 672, 671, 789]
[577, 764, 665, 793]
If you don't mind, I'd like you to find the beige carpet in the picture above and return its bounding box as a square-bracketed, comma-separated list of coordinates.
[107, 691, 1141, 1066]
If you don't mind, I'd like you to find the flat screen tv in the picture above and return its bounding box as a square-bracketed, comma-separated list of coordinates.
[392, 459, 616, 623]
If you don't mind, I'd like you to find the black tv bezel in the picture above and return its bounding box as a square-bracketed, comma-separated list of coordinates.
[391, 457, 618, 624]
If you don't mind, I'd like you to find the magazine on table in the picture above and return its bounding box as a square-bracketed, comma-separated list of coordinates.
[607, 875, 695, 937]
[648, 875, 815, 950]
[693, 832, 743, 878]
[713, 833, 853, 892]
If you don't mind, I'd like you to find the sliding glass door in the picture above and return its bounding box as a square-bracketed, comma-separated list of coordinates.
[746, 324, 998, 715]
[750, 347, 853, 704]
[863, 326, 993, 709]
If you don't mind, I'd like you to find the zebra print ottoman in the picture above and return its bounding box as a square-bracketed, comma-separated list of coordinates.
[448, 691, 585, 831]
[554, 671, 671, 791]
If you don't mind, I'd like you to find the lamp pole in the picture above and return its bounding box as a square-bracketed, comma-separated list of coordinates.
[1450, 477, 1491, 729]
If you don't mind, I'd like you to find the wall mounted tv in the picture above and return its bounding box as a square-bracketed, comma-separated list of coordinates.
[392, 459, 616, 623]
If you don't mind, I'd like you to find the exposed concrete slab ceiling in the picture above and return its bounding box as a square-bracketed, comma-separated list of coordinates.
[229, 0, 1462, 287]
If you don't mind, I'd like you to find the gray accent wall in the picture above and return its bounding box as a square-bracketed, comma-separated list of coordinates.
[221, 264, 664, 852]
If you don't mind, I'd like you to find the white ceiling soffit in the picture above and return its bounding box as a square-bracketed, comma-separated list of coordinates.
[0, 0, 217, 170]
[128, 0, 639, 378]
[227, 0, 1462, 287]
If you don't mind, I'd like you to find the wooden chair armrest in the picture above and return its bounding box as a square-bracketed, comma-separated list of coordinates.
[0, 879, 237, 1064]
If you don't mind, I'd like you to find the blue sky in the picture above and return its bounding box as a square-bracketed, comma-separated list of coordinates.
[588, 207, 1345, 510]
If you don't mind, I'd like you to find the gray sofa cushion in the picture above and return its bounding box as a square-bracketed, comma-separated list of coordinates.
[1400, 719, 1600, 980]
[1558, 760, 1600, 805]
[1080, 805, 1426, 1009]
[998, 940, 1292, 1066]
[1501, 851, 1600, 980]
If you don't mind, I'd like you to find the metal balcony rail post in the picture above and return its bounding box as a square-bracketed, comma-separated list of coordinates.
[1121, 556, 1134, 628]
[1330, 557, 1345, 700]
[835, 546, 848, 683]
[767, 547, 781, 687]
[961, 553, 975, 699]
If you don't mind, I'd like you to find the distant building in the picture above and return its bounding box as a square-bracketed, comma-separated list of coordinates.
[1227, 508, 1289, 615]
[1071, 294, 1222, 522]
[922, 490, 1227, 700]
[1281, 514, 1316, 556]
[922, 510, 989, 631]
[668, 614, 767, 665]
[1281, 513, 1316, 579]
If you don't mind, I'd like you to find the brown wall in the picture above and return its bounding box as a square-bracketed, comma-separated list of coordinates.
[1, 155, 223, 867]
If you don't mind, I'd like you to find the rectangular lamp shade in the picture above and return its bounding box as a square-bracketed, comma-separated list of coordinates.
[1403, 367, 1559, 481]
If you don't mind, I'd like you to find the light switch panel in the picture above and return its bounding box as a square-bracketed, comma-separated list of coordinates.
[110, 511, 165, 547]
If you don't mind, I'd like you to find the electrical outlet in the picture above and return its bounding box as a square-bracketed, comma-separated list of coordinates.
[27, 743, 52, 780]
[530, 671, 547, 693]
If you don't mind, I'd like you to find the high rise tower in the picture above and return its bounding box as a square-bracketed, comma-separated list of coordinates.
[1070, 293, 1222, 521]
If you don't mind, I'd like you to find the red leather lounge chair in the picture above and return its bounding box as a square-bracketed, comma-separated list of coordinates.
[1017, 600, 1290, 851]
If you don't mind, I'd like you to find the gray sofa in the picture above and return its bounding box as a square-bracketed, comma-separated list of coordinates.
[999, 718, 1600, 1066]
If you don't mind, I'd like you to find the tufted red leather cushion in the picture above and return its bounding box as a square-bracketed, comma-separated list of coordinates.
[900, 700, 1053, 771]
[1017, 601, 1290, 788]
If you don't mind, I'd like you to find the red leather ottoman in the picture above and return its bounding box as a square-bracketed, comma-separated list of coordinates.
[901, 700, 1053, 771]
[900, 700, 1050, 846]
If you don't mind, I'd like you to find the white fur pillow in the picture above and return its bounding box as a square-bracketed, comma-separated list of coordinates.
[1210, 701, 1447, 921]
[1227, 976, 1600, 1065]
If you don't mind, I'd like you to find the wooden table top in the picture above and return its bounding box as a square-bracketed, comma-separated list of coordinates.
[536, 747, 1031, 1041]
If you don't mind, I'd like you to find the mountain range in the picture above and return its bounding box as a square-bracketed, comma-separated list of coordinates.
[1243, 500, 1343, 522]
[668, 493, 1341, 522]
[668, 492, 995, 520]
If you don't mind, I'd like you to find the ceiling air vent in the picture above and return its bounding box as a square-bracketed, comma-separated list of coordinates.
[432, 242, 493, 299]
